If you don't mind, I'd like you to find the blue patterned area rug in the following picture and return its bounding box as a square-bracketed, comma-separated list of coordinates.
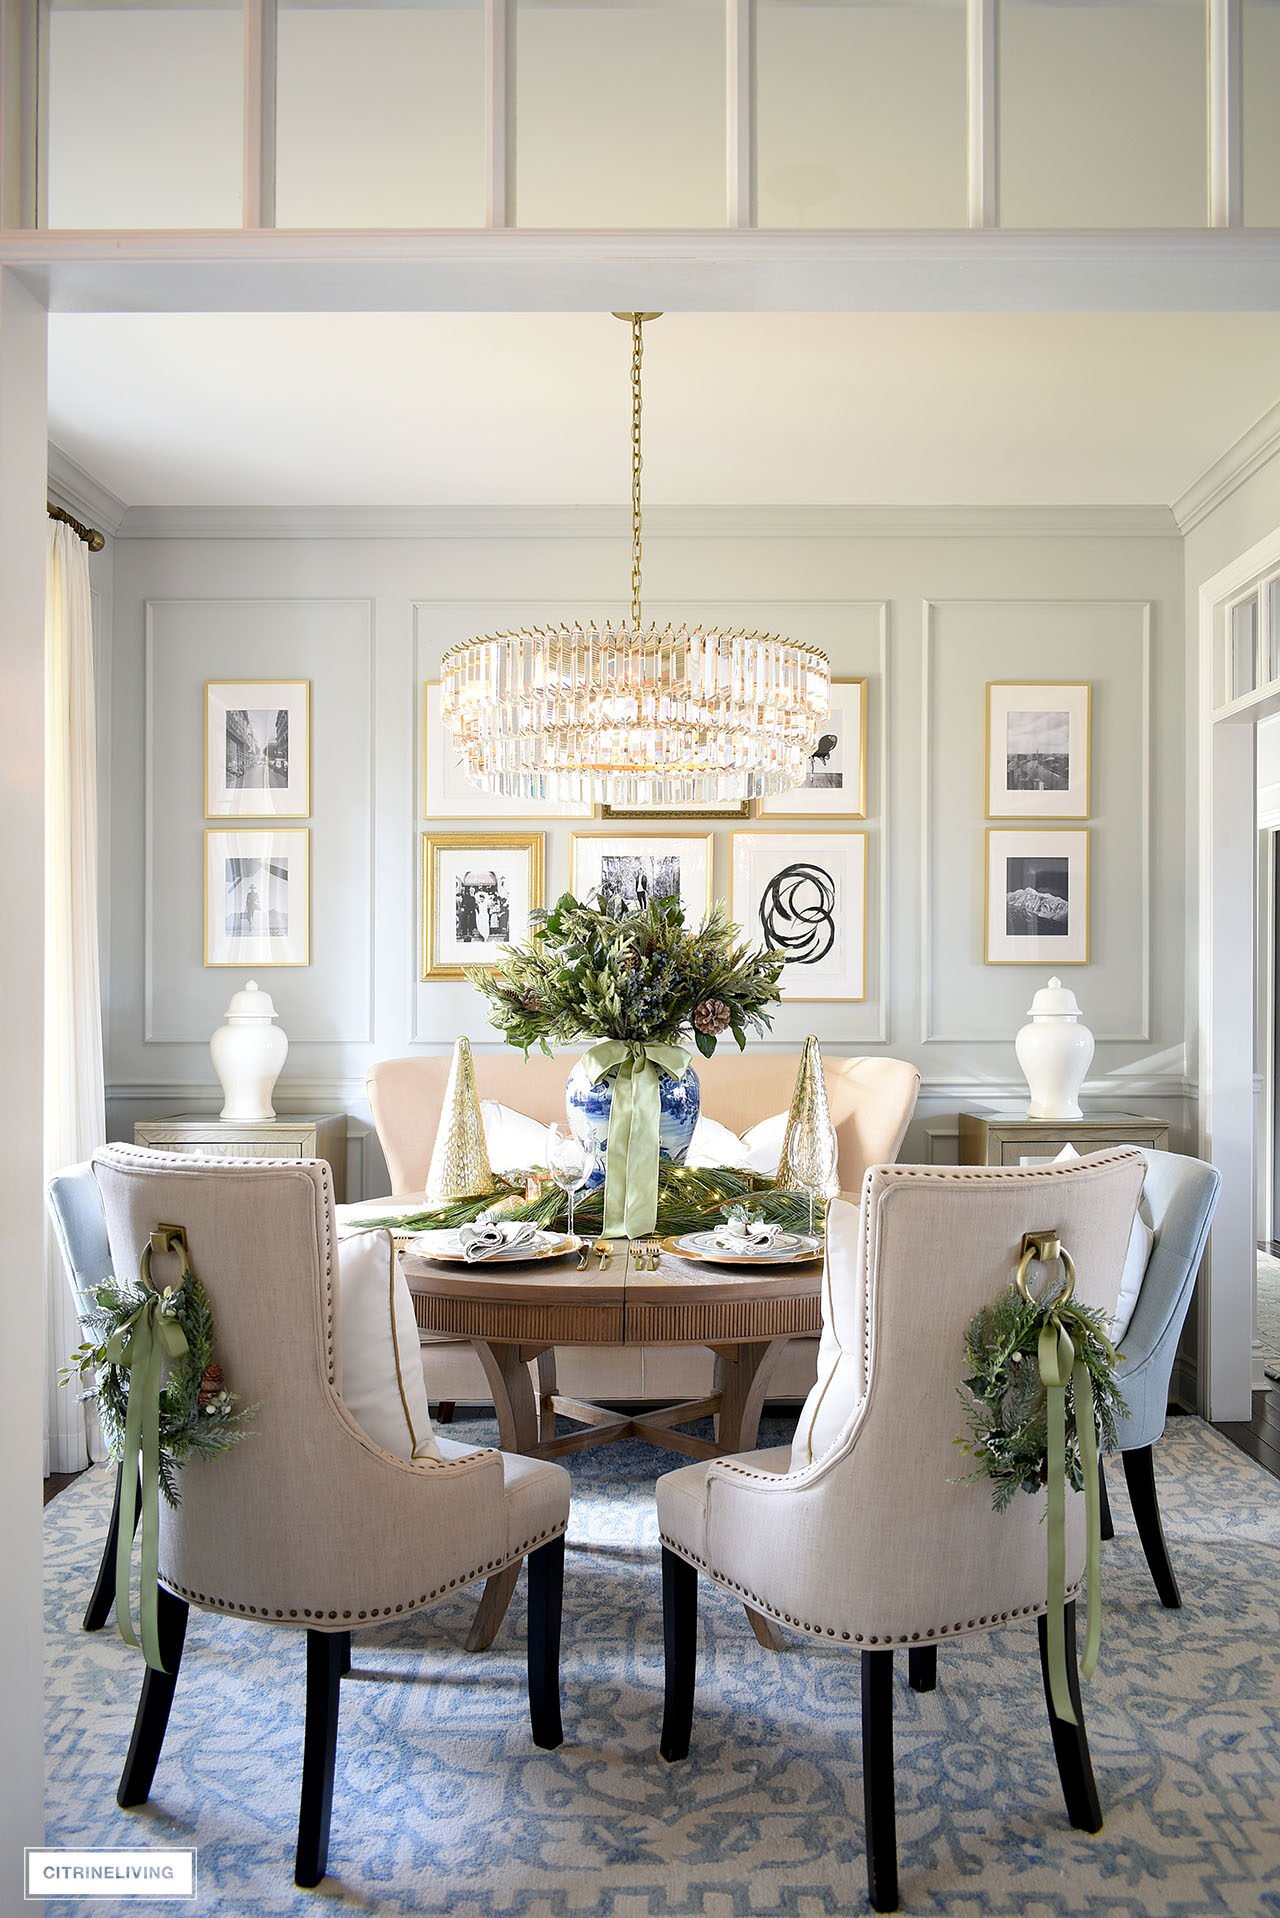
[44, 1416, 1280, 1918]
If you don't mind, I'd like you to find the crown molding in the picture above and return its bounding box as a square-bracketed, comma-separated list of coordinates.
[111, 501, 1181, 543]
[46, 441, 126, 536]
[1172, 397, 1280, 533]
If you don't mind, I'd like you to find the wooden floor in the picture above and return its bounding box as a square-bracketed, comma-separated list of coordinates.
[43, 1469, 86, 1506]
[1214, 1384, 1280, 1481]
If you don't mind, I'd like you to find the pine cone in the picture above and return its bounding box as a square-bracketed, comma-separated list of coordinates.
[693, 998, 731, 1036]
[197, 1362, 225, 1411]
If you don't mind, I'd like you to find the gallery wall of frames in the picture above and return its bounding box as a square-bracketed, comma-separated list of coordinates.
[96, 518, 1192, 1194]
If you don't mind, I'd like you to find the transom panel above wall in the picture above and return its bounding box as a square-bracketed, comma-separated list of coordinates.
[411, 598, 889, 1050]
[921, 598, 1151, 1047]
[144, 597, 375, 1046]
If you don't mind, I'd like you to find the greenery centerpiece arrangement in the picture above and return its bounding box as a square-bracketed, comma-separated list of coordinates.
[955, 1234, 1127, 1728]
[470, 891, 786, 1236]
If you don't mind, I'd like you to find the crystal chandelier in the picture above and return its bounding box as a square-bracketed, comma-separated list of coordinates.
[440, 314, 831, 809]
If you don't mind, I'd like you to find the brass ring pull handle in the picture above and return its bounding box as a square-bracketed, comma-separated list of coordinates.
[1014, 1230, 1076, 1307]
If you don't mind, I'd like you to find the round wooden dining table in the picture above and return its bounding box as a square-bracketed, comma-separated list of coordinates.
[399, 1235, 823, 1652]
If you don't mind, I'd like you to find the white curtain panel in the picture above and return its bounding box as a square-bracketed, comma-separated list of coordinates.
[44, 521, 107, 1475]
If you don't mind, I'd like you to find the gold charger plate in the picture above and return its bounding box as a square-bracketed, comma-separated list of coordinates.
[409, 1231, 581, 1266]
[660, 1234, 823, 1268]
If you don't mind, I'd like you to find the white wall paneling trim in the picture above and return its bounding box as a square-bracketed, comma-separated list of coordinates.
[1173, 399, 1280, 534]
[920, 596, 1154, 1046]
[725, 0, 755, 231]
[0, 0, 38, 231]
[243, 0, 277, 230]
[965, 0, 997, 231]
[110, 503, 1182, 543]
[483, 0, 514, 230]
[142, 595, 377, 1046]
[1208, 0, 1242, 230]
[47, 440, 126, 536]
[11, 230, 1280, 317]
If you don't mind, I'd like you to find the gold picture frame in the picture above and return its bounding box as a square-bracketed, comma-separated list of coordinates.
[985, 681, 1091, 820]
[984, 827, 1090, 965]
[730, 830, 868, 1002]
[570, 831, 714, 923]
[205, 679, 311, 819]
[600, 799, 750, 820]
[421, 832, 545, 980]
[755, 678, 868, 820]
[204, 827, 310, 967]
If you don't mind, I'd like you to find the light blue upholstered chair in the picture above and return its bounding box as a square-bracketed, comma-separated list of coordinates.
[1100, 1147, 1221, 1608]
[46, 1162, 129, 1632]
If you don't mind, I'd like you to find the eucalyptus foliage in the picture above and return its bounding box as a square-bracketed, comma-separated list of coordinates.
[955, 1289, 1127, 1514]
[64, 1270, 254, 1507]
[469, 892, 784, 1059]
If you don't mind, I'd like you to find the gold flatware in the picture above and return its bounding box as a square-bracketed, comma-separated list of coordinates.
[595, 1238, 616, 1269]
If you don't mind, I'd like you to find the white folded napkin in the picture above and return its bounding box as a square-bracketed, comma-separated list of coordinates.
[711, 1215, 785, 1255]
[457, 1219, 541, 1263]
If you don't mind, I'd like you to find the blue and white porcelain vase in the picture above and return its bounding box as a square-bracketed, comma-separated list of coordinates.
[565, 1053, 701, 1188]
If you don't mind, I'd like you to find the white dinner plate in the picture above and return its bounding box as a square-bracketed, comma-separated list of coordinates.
[667, 1230, 822, 1266]
[408, 1229, 580, 1265]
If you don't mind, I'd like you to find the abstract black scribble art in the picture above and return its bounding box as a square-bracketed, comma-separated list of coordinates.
[759, 863, 836, 966]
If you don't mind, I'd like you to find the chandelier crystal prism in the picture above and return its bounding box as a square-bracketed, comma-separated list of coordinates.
[441, 314, 831, 809]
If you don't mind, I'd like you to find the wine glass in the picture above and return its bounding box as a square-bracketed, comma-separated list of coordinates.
[784, 1118, 839, 1241]
[547, 1124, 593, 1241]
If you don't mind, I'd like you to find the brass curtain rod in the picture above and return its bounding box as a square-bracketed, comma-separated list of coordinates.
[47, 503, 105, 552]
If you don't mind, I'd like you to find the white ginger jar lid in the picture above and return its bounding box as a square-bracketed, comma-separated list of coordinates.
[222, 979, 278, 1023]
[1025, 976, 1082, 1020]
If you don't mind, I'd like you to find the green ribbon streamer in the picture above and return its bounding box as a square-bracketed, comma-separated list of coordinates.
[582, 1038, 691, 1238]
[1036, 1314, 1103, 1725]
[107, 1240, 189, 1673]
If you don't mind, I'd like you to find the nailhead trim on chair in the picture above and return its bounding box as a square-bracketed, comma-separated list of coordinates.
[158, 1520, 568, 1626]
[658, 1532, 1078, 1646]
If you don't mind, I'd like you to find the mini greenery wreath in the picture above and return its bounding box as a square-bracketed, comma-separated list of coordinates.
[65, 1266, 253, 1507]
[955, 1286, 1127, 1513]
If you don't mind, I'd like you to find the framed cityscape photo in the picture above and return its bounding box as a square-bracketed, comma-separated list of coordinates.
[422, 683, 592, 820]
[571, 832, 713, 926]
[421, 832, 544, 980]
[756, 679, 867, 820]
[205, 680, 310, 818]
[985, 828, 1089, 965]
[986, 682, 1090, 819]
[204, 828, 310, 967]
[731, 831, 867, 1001]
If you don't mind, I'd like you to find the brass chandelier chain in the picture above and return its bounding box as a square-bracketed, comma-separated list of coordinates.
[630, 312, 645, 629]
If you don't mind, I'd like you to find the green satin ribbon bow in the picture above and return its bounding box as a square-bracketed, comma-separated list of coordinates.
[1036, 1305, 1103, 1728]
[107, 1228, 190, 1673]
[582, 1038, 691, 1238]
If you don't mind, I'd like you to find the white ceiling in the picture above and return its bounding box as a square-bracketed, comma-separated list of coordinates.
[46, 311, 1280, 510]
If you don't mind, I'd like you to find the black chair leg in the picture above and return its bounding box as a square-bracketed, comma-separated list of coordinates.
[294, 1630, 348, 1889]
[861, 1649, 898, 1913]
[907, 1646, 936, 1693]
[337, 1638, 351, 1678]
[659, 1547, 698, 1762]
[1037, 1601, 1102, 1833]
[436, 1401, 456, 1424]
[1098, 1456, 1115, 1542]
[84, 1459, 141, 1633]
[1121, 1444, 1182, 1609]
[116, 1587, 189, 1808]
[526, 1534, 565, 1750]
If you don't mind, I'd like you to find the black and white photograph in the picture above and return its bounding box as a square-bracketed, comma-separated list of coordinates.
[571, 833, 712, 928]
[206, 680, 310, 818]
[731, 831, 867, 1001]
[986, 829, 1089, 964]
[422, 833, 544, 979]
[205, 829, 310, 966]
[453, 869, 511, 946]
[1005, 710, 1069, 792]
[757, 679, 867, 819]
[225, 708, 289, 792]
[986, 682, 1090, 819]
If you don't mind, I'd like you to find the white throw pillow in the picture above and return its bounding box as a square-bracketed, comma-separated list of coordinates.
[687, 1110, 790, 1176]
[481, 1099, 551, 1172]
[1053, 1144, 1153, 1344]
[335, 1227, 440, 1460]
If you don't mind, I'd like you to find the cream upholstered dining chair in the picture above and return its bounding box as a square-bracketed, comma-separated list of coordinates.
[365, 1049, 921, 1411]
[656, 1149, 1146, 1913]
[92, 1145, 571, 1891]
